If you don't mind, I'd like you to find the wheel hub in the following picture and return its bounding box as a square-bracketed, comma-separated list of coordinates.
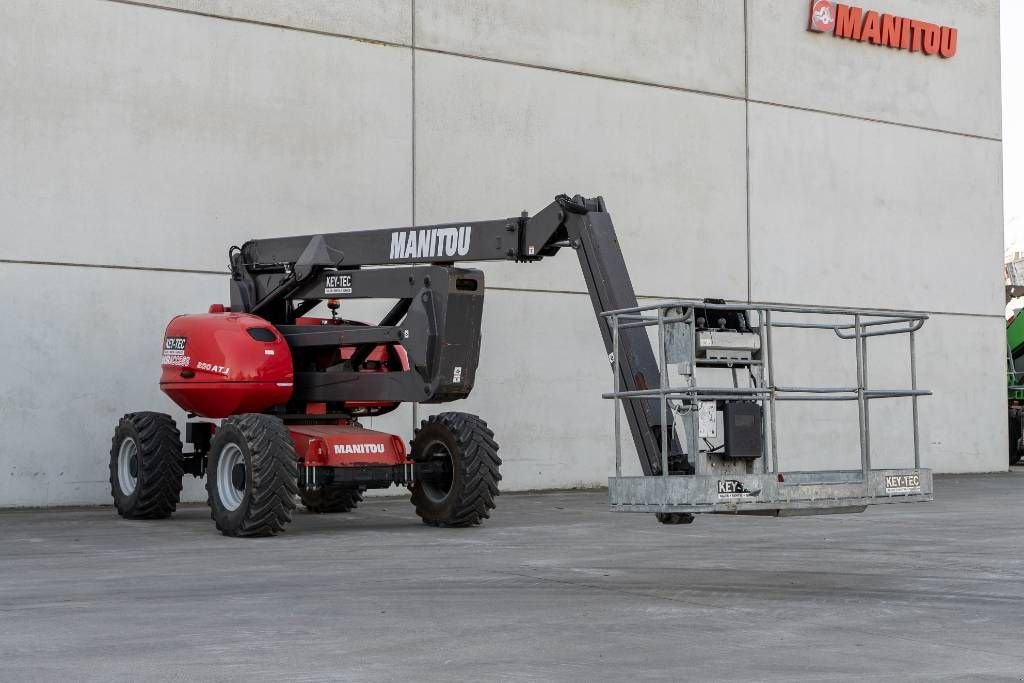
[117, 437, 139, 496]
[231, 462, 246, 491]
[217, 442, 247, 511]
[419, 440, 454, 503]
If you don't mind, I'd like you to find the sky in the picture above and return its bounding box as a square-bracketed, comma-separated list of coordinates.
[1004, 0, 1022, 255]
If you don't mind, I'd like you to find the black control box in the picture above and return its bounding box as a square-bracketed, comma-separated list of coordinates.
[723, 402, 763, 459]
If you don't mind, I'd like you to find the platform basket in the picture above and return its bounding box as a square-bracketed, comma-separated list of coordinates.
[602, 300, 932, 517]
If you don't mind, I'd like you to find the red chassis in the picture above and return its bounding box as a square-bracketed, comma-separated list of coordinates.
[158, 307, 418, 477]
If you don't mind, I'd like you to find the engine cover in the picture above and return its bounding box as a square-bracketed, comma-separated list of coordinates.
[159, 312, 293, 418]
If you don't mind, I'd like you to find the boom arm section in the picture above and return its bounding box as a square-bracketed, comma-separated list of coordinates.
[230, 198, 571, 317]
[229, 195, 685, 475]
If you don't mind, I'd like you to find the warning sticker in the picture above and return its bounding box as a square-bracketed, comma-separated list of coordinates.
[884, 472, 921, 494]
[698, 401, 717, 438]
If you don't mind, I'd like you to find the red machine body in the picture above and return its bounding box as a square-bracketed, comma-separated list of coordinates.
[112, 196, 623, 535]
[292, 317, 410, 414]
[160, 312, 294, 418]
[289, 423, 407, 468]
[160, 309, 414, 470]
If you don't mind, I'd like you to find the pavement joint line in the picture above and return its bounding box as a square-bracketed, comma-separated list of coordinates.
[494, 568, 736, 612]
[842, 624, 1024, 663]
[498, 562, 1024, 592]
[501, 567, 1024, 608]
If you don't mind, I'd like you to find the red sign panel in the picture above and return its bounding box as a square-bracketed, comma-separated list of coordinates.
[809, 0, 836, 33]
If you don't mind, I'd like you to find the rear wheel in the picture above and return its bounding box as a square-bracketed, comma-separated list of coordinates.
[410, 412, 500, 527]
[299, 485, 365, 513]
[656, 512, 695, 525]
[109, 412, 183, 519]
[206, 414, 298, 537]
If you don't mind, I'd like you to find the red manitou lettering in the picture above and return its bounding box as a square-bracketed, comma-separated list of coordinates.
[939, 26, 958, 58]
[880, 14, 902, 48]
[809, 2, 957, 60]
[834, 4, 863, 40]
[909, 19, 925, 51]
[860, 10, 881, 44]
[921, 22, 941, 55]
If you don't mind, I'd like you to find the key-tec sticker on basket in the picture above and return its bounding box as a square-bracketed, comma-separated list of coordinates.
[884, 472, 921, 494]
[717, 480, 761, 500]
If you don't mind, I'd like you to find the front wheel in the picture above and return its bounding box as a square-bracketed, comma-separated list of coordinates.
[206, 414, 298, 537]
[656, 512, 695, 525]
[109, 412, 183, 519]
[410, 412, 501, 527]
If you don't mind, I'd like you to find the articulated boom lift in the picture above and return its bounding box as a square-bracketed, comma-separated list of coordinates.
[111, 194, 932, 536]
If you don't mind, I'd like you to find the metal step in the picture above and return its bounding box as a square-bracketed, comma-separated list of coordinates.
[608, 468, 932, 516]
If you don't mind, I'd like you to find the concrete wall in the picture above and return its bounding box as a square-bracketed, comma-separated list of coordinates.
[0, 0, 1004, 506]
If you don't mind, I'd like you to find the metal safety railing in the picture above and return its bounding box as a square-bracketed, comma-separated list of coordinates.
[602, 300, 930, 482]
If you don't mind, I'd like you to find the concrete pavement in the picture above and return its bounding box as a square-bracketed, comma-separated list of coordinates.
[1, 472, 1023, 681]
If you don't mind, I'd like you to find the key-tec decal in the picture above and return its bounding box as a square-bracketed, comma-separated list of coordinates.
[717, 480, 761, 500]
[163, 336, 187, 356]
[161, 336, 190, 366]
[325, 274, 352, 295]
[884, 472, 921, 494]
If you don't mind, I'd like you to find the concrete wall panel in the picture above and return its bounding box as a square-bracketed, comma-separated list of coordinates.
[748, 0, 1001, 138]
[415, 0, 745, 96]
[748, 103, 1003, 315]
[762, 312, 1006, 474]
[0, 263, 224, 506]
[417, 288, 635, 491]
[917, 313, 1003, 473]
[0, 0, 412, 272]
[128, 0, 412, 45]
[414, 51, 748, 300]
[0, 261, 1003, 509]
[0, 1, 1006, 509]
[916, 314, 1007, 472]
[0, 269, 619, 506]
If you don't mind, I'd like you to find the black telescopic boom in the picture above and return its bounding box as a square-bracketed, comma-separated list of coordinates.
[229, 195, 683, 475]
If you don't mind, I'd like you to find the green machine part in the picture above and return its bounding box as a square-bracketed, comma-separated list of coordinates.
[1008, 310, 1024, 401]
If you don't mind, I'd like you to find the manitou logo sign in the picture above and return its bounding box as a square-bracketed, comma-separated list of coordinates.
[808, 1, 957, 58]
[389, 226, 472, 261]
